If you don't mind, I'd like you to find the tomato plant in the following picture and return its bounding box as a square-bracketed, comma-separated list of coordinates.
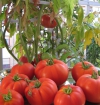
[41, 14, 57, 28]
[25, 78, 58, 105]
[54, 85, 86, 105]
[1, 73, 29, 96]
[0, 89, 24, 105]
[11, 63, 35, 79]
[71, 61, 97, 82]
[76, 72, 100, 103]
[35, 59, 69, 86]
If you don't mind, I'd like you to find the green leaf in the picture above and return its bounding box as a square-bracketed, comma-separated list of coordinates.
[42, 52, 52, 60]
[0, 31, 5, 48]
[60, 52, 71, 60]
[56, 44, 69, 51]
[52, 0, 61, 13]
[84, 29, 93, 49]
[9, 23, 16, 37]
[78, 6, 84, 26]
[75, 25, 84, 48]
[61, 0, 78, 26]
[85, 13, 95, 23]
[0, 12, 5, 21]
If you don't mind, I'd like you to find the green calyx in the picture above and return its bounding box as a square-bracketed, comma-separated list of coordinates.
[82, 61, 90, 69]
[13, 74, 21, 81]
[91, 72, 98, 79]
[34, 80, 41, 88]
[3, 91, 12, 102]
[63, 86, 72, 95]
[47, 59, 54, 65]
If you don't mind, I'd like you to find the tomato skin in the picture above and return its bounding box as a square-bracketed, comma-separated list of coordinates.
[41, 14, 57, 28]
[0, 89, 24, 105]
[35, 59, 69, 86]
[54, 85, 86, 105]
[1, 73, 29, 96]
[11, 63, 35, 79]
[25, 78, 58, 105]
[76, 74, 100, 103]
[19, 56, 28, 63]
[71, 61, 97, 82]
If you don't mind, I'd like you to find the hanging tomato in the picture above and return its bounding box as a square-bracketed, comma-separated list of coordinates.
[41, 14, 57, 28]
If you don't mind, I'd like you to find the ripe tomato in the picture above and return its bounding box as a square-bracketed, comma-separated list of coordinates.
[1, 73, 29, 96]
[19, 56, 28, 63]
[76, 72, 100, 103]
[71, 61, 97, 82]
[54, 85, 86, 105]
[25, 78, 58, 105]
[11, 63, 35, 79]
[41, 14, 57, 28]
[0, 89, 24, 105]
[35, 59, 69, 86]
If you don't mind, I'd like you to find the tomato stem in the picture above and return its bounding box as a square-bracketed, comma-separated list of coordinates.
[3, 91, 12, 101]
[47, 59, 54, 65]
[63, 86, 72, 95]
[13, 74, 21, 81]
[91, 72, 98, 79]
[34, 80, 41, 88]
[82, 61, 90, 69]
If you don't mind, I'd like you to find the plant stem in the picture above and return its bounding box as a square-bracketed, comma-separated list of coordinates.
[3, 14, 18, 62]
[56, 18, 63, 43]
[18, 10, 31, 62]
[34, 5, 44, 63]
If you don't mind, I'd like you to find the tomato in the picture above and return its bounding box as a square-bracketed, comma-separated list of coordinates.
[76, 72, 100, 103]
[11, 63, 35, 79]
[41, 14, 57, 28]
[19, 56, 28, 63]
[54, 85, 86, 105]
[1, 73, 29, 96]
[0, 89, 24, 105]
[35, 59, 69, 86]
[25, 78, 58, 105]
[71, 61, 97, 82]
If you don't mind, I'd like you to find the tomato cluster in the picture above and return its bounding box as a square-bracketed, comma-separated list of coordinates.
[0, 59, 100, 105]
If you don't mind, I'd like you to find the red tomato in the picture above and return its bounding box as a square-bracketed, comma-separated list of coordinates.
[71, 61, 97, 82]
[25, 78, 58, 105]
[76, 72, 100, 103]
[0, 89, 24, 105]
[11, 63, 35, 79]
[54, 85, 86, 105]
[1, 73, 29, 96]
[41, 14, 57, 28]
[35, 59, 69, 86]
[19, 56, 28, 63]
